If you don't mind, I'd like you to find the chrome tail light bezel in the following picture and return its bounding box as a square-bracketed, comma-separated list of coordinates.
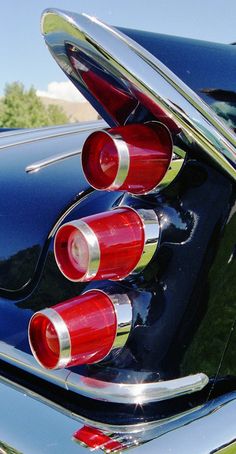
[28, 289, 132, 370]
[54, 207, 160, 283]
[81, 121, 182, 195]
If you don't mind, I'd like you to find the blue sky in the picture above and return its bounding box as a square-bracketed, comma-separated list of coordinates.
[1, 0, 236, 98]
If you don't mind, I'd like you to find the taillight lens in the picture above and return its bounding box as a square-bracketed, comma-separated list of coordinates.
[73, 426, 124, 451]
[54, 207, 159, 282]
[28, 290, 131, 370]
[82, 122, 173, 194]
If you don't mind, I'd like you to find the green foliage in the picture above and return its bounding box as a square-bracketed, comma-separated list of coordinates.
[181, 212, 236, 377]
[0, 82, 69, 128]
[0, 440, 22, 454]
[47, 103, 69, 125]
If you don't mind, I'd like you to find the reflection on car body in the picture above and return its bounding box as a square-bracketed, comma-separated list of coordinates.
[0, 7, 235, 454]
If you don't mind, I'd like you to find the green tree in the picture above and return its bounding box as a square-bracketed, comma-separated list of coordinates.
[0, 82, 69, 128]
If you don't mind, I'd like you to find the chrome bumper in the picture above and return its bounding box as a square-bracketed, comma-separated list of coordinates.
[0, 374, 235, 454]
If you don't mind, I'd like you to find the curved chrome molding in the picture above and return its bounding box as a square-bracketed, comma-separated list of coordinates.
[28, 308, 71, 369]
[54, 219, 101, 282]
[134, 208, 160, 273]
[0, 342, 208, 405]
[25, 148, 82, 173]
[67, 371, 209, 404]
[42, 9, 236, 180]
[0, 119, 106, 152]
[25, 120, 106, 173]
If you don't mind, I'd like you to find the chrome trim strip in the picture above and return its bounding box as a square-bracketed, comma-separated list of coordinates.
[0, 119, 105, 139]
[28, 308, 72, 369]
[0, 373, 203, 433]
[67, 371, 209, 404]
[25, 148, 82, 173]
[0, 120, 106, 151]
[0, 343, 208, 405]
[24, 121, 106, 173]
[0, 342, 70, 386]
[54, 219, 101, 282]
[134, 208, 160, 273]
[42, 9, 236, 180]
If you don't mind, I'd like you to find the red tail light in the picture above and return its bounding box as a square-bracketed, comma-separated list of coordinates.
[73, 426, 124, 451]
[82, 122, 173, 194]
[54, 207, 159, 282]
[28, 289, 131, 370]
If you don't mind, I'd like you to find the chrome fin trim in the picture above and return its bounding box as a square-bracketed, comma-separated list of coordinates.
[42, 9, 236, 181]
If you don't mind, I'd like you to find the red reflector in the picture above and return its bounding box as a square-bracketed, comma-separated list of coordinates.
[28, 289, 132, 370]
[69, 52, 138, 124]
[82, 122, 173, 194]
[54, 207, 158, 282]
[73, 426, 124, 451]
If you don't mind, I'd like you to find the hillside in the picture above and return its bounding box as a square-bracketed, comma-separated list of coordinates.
[39, 96, 99, 122]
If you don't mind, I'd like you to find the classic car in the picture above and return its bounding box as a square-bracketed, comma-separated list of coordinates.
[0, 7, 235, 454]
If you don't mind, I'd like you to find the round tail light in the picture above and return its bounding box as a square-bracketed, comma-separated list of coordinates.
[28, 289, 131, 370]
[54, 207, 159, 282]
[82, 122, 173, 194]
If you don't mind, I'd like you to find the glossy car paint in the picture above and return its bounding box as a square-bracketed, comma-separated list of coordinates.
[0, 133, 234, 382]
[0, 12, 235, 454]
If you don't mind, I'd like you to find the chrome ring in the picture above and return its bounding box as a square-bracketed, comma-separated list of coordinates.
[112, 206, 160, 277]
[82, 129, 130, 191]
[73, 220, 101, 281]
[144, 121, 186, 194]
[83, 289, 132, 362]
[54, 219, 101, 282]
[98, 130, 130, 190]
[108, 292, 132, 350]
[28, 308, 71, 369]
[110, 133, 130, 189]
[113, 205, 160, 280]
[134, 208, 160, 273]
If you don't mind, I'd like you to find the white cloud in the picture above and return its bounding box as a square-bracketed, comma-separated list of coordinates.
[37, 81, 87, 103]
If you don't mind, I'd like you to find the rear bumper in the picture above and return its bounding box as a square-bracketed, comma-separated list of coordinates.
[0, 374, 235, 454]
